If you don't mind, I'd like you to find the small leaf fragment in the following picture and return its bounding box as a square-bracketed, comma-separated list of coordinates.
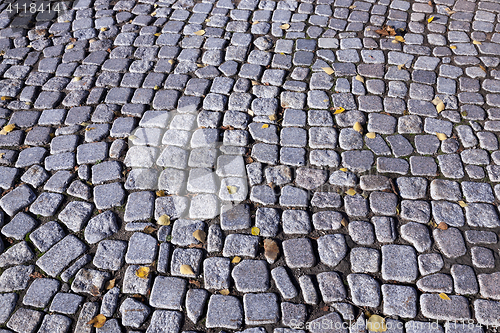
[226, 185, 238, 194]
[366, 315, 387, 332]
[280, 23, 290, 30]
[264, 239, 279, 261]
[66, 44, 74, 49]
[480, 65, 487, 72]
[261, 124, 269, 129]
[339, 168, 348, 172]
[333, 107, 345, 114]
[450, 45, 457, 49]
[436, 133, 447, 141]
[135, 266, 150, 279]
[269, 114, 277, 121]
[90, 285, 100, 296]
[87, 314, 107, 328]
[105, 279, 116, 290]
[194, 30, 205, 36]
[0, 96, 11, 101]
[193, 229, 206, 243]
[322, 67, 334, 75]
[472, 40, 482, 45]
[394, 36, 405, 42]
[346, 188, 357, 196]
[157, 214, 171, 226]
[100, 27, 108, 32]
[353, 121, 363, 133]
[180, 264, 195, 275]
[156, 190, 166, 197]
[397, 64, 406, 70]
[341, 218, 348, 227]
[220, 289, 230, 295]
[458, 200, 468, 208]
[355, 74, 364, 83]
[128, 135, 138, 141]
[349, 4, 356, 9]
[366, 132, 376, 139]
[436, 101, 445, 113]
[154, 33, 161, 36]
[437, 222, 448, 230]
[232, 256, 241, 264]
[248, 110, 254, 116]
[427, 16, 434, 23]
[168, 59, 175, 64]
[439, 293, 451, 300]
[251, 227, 260, 236]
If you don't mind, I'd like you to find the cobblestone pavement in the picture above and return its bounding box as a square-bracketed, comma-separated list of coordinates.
[0, 0, 500, 332]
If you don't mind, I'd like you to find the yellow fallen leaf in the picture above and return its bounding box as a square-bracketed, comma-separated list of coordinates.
[436, 101, 445, 113]
[193, 230, 206, 243]
[66, 44, 74, 49]
[439, 293, 451, 300]
[367, 315, 387, 332]
[168, 59, 174, 64]
[428, 16, 434, 23]
[473, 40, 482, 45]
[436, 133, 447, 141]
[151, 11, 157, 16]
[397, 64, 406, 70]
[73, 76, 81, 81]
[339, 168, 347, 172]
[431, 96, 442, 106]
[322, 67, 334, 75]
[135, 266, 150, 279]
[349, 4, 356, 9]
[0, 96, 12, 101]
[157, 214, 171, 226]
[196, 64, 204, 67]
[225, 185, 237, 194]
[154, 85, 159, 90]
[332, 107, 344, 114]
[232, 256, 241, 264]
[0, 124, 15, 135]
[251, 80, 260, 86]
[458, 200, 468, 208]
[353, 121, 363, 133]
[205, 19, 210, 22]
[252, 21, 259, 24]
[220, 289, 230, 295]
[156, 190, 166, 197]
[251, 227, 260, 236]
[194, 30, 205, 36]
[355, 74, 364, 83]
[346, 188, 357, 196]
[450, 45, 457, 49]
[394, 36, 405, 42]
[280, 23, 290, 29]
[101, 27, 108, 32]
[248, 110, 254, 116]
[85, 127, 96, 131]
[480, 65, 487, 72]
[323, 99, 328, 102]
[180, 264, 195, 275]
[341, 218, 348, 227]
[269, 114, 277, 121]
[128, 135, 138, 141]
[261, 124, 269, 129]
[154, 33, 161, 36]
[0, 153, 5, 159]
[366, 132, 376, 139]
[105, 279, 116, 290]
[87, 314, 107, 328]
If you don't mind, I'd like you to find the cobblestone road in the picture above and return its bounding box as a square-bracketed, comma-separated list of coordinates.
[0, 0, 500, 332]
